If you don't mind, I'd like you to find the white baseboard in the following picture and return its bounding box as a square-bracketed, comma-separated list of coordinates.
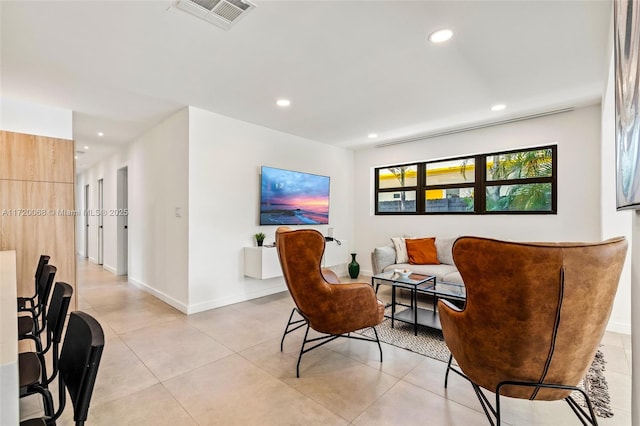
[126, 277, 287, 315]
[127, 276, 189, 314]
[103, 264, 117, 274]
[88, 256, 97, 263]
[186, 283, 288, 314]
[360, 268, 374, 277]
[606, 320, 631, 335]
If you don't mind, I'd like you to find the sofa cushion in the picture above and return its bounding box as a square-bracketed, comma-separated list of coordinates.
[371, 244, 396, 274]
[406, 237, 440, 265]
[435, 236, 458, 265]
[442, 270, 464, 285]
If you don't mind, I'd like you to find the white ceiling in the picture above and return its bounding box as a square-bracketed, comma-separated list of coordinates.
[0, 1, 611, 171]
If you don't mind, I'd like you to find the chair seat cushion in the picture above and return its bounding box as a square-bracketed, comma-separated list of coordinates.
[17, 297, 29, 310]
[20, 418, 46, 426]
[18, 316, 35, 337]
[19, 352, 42, 388]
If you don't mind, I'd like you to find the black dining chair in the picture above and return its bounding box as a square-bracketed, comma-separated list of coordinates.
[20, 311, 105, 426]
[18, 264, 57, 354]
[18, 255, 51, 335]
[17, 254, 50, 316]
[19, 282, 73, 416]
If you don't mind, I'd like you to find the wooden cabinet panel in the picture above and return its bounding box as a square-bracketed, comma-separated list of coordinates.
[0, 131, 74, 183]
[0, 129, 76, 310]
[0, 180, 76, 309]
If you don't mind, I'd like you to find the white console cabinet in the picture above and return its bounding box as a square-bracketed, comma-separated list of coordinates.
[244, 240, 349, 280]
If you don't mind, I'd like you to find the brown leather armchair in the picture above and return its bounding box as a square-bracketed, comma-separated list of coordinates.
[439, 236, 627, 425]
[275, 227, 385, 377]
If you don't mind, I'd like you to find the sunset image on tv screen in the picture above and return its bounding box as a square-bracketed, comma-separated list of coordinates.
[260, 166, 330, 225]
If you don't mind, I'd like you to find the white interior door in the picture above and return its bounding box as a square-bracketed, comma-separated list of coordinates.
[84, 184, 89, 258]
[97, 178, 104, 265]
[117, 167, 128, 275]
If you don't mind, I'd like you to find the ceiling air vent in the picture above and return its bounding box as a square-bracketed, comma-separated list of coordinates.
[175, 0, 256, 30]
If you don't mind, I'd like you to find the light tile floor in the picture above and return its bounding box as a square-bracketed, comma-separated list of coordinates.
[20, 259, 633, 425]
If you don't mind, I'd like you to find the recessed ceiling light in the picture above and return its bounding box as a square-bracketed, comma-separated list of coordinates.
[276, 99, 291, 107]
[428, 29, 453, 43]
[368, 133, 378, 139]
[74, 156, 78, 160]
[97, 132, 104, 137]
[84, 146, 89, 150]
[491, 104, 506, 111]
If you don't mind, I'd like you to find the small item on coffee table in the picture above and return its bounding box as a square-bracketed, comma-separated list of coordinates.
[394, 268, 411, 279]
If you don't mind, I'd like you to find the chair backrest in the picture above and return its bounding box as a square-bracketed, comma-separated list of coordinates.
[58, 311, 105, 424]
[34, 254, 50, 285]
[275, 227, 332, 324]
[37, 264, 56, 307]
[46, 282, 73, 344]
[447, 236, 627, 400]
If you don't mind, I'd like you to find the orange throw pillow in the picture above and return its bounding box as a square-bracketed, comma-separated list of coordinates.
[406, 237, 440, 265]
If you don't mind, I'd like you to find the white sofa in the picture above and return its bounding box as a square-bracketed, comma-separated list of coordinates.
[370, 236, 464, 284]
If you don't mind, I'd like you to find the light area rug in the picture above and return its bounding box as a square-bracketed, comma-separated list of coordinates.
[356, 308, 613, 418]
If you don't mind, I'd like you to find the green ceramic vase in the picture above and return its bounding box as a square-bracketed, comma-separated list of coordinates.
[348, 253, 360, 279]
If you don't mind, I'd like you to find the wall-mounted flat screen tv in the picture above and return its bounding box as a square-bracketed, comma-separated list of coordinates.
[260, 166, 330, 225]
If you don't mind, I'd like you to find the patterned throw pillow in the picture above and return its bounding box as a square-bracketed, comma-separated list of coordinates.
[391, 237, 409, 263]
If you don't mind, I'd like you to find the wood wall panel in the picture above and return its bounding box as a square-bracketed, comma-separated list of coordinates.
[0, 130, 76, 310]
[0, 131, 74, 183]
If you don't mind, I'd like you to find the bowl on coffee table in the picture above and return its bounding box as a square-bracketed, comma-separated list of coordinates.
[394, 269, 411, 279]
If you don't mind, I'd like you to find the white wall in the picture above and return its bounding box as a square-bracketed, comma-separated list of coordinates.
[77, 106, 355, 314]
[0, 96, 72, 139]
[187, 106, 355, 313]
[76, 108, 190, 310]
[354, 104, 603, 266]
[355, 104, 634, 334]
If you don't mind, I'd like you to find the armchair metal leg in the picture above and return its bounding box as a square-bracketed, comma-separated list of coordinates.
[565, 391, 598, 425]
[280, 308, 307, 352]
[295, 324, 340, 378]
[495, 381, 598, 426]
[444, 354, 469, 389]
[443, 364, 598, 425]
[372, 327, 383, 362]
[280, 309, 384, 377]
[472, 383, 496, 426]
[292, 325, 383, 377]
[445, 354, 453, 388]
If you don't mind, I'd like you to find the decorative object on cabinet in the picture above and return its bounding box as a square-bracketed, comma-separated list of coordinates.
[348, 253, 360, 279]
[244, 238, 348, 279]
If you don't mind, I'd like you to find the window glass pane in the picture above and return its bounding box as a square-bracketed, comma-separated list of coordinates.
[378, 191, 416, 212]
[425, 188, 474, 212]
[378, 165, 418, 189]
[486, 148, 553, 181]
[426, 158, 475, 185]
[486, 183, 552, 211]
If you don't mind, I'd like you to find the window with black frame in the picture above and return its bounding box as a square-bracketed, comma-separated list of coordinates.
[424, 157, 476, 213]
[375, 164, 419, 213]
[483, 146, 556, 213]
[374, 145, 557, 215]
